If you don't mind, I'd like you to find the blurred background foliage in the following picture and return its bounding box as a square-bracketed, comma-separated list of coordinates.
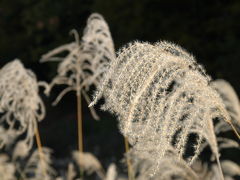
[0, 0, 240, 170]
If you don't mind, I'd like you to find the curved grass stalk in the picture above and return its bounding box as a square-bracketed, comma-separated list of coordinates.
[124, 137, 134, 180]
[35, 125, 47, 178]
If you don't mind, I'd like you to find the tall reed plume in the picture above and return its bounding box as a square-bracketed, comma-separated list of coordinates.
[90, 41, 233, 179]
[40, 13, 115, 113]
[211, 79, 240, 136]
[0, 154, 15, 180]
[0, 141, 56, 180]
[0, 59, 47, 178]
[40, 13, 115, 178]
[0, 60, 45, 150]
[22, 147, 56, 180]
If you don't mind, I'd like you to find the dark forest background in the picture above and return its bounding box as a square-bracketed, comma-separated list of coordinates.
[0, 0, 240, 172]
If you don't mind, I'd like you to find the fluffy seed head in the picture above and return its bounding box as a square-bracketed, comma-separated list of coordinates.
[0, 59, 45, 149]
[91, 41, 230, 176]
[40, 13, 115, 110]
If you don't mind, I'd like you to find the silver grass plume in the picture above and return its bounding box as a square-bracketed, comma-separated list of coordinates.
[12, 140, 30, 160]
[197, 79, 240, 156]
[144, 158, 198, 180]
[211, 79, 240, 134]
[0, 59, 45, 149]
[66, 163, 77, 180]
[192, 140, 240, 180]
[55, 163, 77, 180]
[192, 79, 240, 179]
[209, 160, 240, 180]
[105, 163, 117, 180]
[193, 160, 240, 180]
[220, 161, 240, 179]
[40, 13, 115, 120]
[55, 162, 118, 180]
[73, 151, 105, 179]
[22, 147, 56, 180]
[0, 154, 16, 180]
[131, 150, 199, 180]
[90, 41, 231, 178]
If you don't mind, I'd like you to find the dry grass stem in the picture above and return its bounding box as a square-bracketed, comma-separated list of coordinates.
[35, 125, 47, 178]
[124, 137, 134, 180]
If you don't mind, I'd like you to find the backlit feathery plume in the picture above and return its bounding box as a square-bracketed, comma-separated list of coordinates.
[22, 147, 56, 180]
[66, 163, 76, 180]
[73, 151, 105, 179]
[12, 140, 30, 160]
[197, 80, 240, 155]
[205, 101, 240, 180]
[55, 163, 76, 180]
[130, 150, 199, 180]
[0, 59, 45, 149]
[105, 163, 117, 180]
[211, 79, 240, 135]
[90, 41, 231, 178]
[192, 160, 240, 180]
[40, 13, 115, 120]
[0, 155, 16, 180]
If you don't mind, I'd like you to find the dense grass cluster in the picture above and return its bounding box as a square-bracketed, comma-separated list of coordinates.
[0, 13, 239, 180]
